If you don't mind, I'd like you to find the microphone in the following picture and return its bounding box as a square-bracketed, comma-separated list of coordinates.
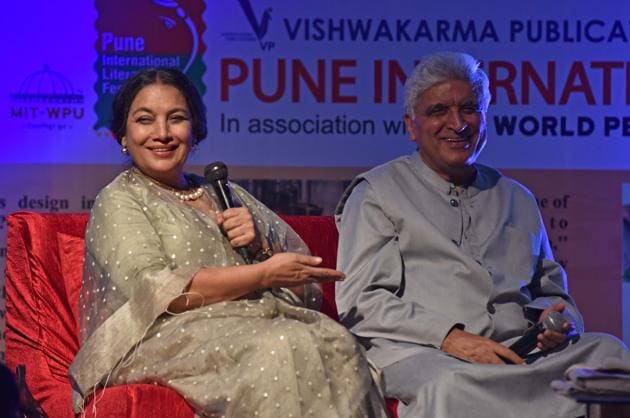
[204, 161, 251, 264]
[508, 311, 568, 357]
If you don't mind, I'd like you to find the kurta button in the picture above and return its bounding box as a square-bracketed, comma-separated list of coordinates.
[449, 199, 459, 207]
[487, 303, 496, 314]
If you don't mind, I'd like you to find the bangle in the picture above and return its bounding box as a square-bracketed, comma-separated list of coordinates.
[255, 247, 274, 261]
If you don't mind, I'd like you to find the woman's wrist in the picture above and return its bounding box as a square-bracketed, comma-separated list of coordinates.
[245, 235, 262, 256]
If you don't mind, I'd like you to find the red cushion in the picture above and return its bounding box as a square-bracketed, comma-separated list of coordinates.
[4, 212, 194, 418]
[57, 233, 84, 323]
[5, 213, 89, 416]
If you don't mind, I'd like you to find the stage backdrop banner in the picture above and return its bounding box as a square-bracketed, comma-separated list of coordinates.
[2, 0, 630, 360]
[3, 1, 630, 168]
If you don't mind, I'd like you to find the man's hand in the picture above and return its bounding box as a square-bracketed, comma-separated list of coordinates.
[441, 327, 524, 365]
[536, 302, 574, 351]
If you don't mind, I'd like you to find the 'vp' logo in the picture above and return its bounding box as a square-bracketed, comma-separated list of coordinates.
[238, 0, 275, 50]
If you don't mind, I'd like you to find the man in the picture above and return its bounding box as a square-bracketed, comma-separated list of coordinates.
[335, 51, 630, 418]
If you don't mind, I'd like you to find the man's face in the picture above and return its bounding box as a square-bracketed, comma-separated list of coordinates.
[404, 79, 487, 182]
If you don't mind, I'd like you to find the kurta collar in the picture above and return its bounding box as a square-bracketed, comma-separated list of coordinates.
[409, 152, 489, 198]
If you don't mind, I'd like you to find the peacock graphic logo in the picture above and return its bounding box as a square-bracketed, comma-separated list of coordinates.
[152, 0, 199, 72]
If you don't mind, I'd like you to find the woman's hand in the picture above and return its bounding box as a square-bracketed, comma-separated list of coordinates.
[217, 207, 258, 248]
[259, 252, 345, 288]
[169, 252, 344, 312]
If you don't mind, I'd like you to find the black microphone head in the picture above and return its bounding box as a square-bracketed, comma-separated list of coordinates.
[542, 311, 567, 332]
[204, 161, 228, 183]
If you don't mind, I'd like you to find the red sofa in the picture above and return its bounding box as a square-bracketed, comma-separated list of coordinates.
[5, 211, 398, 417]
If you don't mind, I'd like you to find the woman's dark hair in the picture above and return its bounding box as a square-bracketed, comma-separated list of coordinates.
[110, 68, 207, 145]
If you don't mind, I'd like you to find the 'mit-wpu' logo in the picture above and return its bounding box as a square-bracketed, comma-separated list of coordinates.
[223, 0, 275, 50]
[9, 66, 85, 130]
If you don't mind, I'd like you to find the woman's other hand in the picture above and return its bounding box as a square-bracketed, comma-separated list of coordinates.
[170, 252, 344, 312]
[259, 253, 345, 288]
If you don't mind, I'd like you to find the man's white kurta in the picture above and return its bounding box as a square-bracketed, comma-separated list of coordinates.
[335, 153, 629, 418]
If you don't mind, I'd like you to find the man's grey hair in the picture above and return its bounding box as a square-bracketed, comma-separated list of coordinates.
[403, 51, 491, 118]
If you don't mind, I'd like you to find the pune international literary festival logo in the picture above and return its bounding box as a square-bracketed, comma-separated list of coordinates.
[94, 0, 206, 133]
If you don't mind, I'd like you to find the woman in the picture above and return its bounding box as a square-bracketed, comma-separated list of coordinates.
[68, 68, 388, 417]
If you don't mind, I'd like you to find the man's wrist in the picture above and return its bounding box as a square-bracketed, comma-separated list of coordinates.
[441, 324, 466, 350]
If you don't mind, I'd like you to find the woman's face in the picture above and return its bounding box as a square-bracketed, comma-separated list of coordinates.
[122, 82, 194, 188]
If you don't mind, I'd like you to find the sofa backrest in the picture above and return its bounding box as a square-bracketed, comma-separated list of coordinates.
[5, 212, 89, 415]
